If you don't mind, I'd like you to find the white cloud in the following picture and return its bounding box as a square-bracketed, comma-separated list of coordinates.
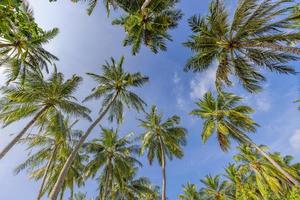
[290, 129, 300, 150]
[256, 96, 271, 112]
[173, 72, 189, 111]
[190, 67, 216, 100]
[173, 72, 180, 84]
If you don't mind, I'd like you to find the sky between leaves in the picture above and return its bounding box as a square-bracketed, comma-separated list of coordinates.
[0, 0, 299, 199]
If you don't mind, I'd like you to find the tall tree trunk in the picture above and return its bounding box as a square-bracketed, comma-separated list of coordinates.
[158, 137, 167, 200]
[244, 138, 300, 187]
[49, 93, 119, 200]
[36, 146, 57, 200]
[0, 106, 48, 160]
[101, 159, 112, 200]
[0, 43, 12, 48]
[246, 42, 300, 55]
[141, 0, 152, 12]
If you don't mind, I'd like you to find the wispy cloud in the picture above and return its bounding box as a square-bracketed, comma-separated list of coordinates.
[290, 129, 300, 150]
[173, 72, 188, 111]
[243, 89, 272, 112]
[189, 67, 216, 100]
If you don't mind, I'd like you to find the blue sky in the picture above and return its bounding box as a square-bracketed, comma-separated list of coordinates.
[0, 0, 299, 199]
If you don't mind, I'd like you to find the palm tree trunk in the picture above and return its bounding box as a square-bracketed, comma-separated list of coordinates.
[36, 146, 57, 200]
[244, 138, 300, 187]
[0, 106, 48, 160]
[101, 160, 112, 200]
[246, 42, 300, 55]
[158, 137, 167, 200]
[70, 184, 74, 200]
[141, 0, 152, 12]
[0, 43, 12, 48]
[49, 93, 119, 200]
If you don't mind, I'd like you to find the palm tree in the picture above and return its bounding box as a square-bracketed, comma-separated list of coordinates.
[234, 145, 299, 199]
[49, 56, 148, 200]
[106, 167, 159, 200]
[184, 0, 300, 92]
[224, 164, 262, 200]
[0, 69, 90, 160]
[0, 1, 58, 83]
[84, 127, 141, 199]
[190, 91, 300, 187]
[179, 182, 202, 200]
[14, 113, 86, 200]
[139, 105, 187, 200]
[113, 0, 182, 55]
[200, 175, 231, 200]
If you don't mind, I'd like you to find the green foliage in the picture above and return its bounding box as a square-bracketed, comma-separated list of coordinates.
[0, 70, 91, 127]
[190, 91, 257, 151]
[84, 127, 142, 199]
[0, 1, 58, 83]
[15, 114, 87, 199]
[184, 0, 300, 93]
[4, 1, 300, 200]
[84, 56, 148, 123]
[113, 0, 182, 55]
[180, 145, 300, 200]
[178, 182, 202, 200]
[139, 105, 187, 166]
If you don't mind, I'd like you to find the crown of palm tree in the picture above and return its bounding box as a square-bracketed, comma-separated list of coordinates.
[190, 91, 257, 152]
[139, 105, 187, 165]
[109, 167, 160, 199]
[234, 145, 299, 198]
[14, 113, 87, 200]
[184, 0, 300, 93]
[84, 56, 148, 123]
[0, 2, 59, 83]
[84, 127, 141, 199]
[0, 69, 91, 127]
[200, 175, 231, 200]
[112, 0, 182, 55]
[67, 0, 120, 15]
[178, 182, 202, 200]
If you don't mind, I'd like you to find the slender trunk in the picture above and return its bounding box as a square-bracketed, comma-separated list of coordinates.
[101, 159, 112, 200]
[59, 190, 63, 200]
[0, 106, 48, 160]
[70, 184, 74, 200]
[0, 43, 12, 48]
[141, 0, 152, 12]
[49, 93, 119, 200]
[158, 137, 166, 200]
[36, 146, 57, 200]
[245, 42, 300, 55]
[245, 138, 300, 187]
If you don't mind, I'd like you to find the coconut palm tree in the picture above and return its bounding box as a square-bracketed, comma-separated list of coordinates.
[234, 145, 299, 199]
[200, 175, 231, 200]
[224, 164, 262, 200]
[106, 167, 159, 200]
[190, 91, 300, 187]
[178, 182, 202, 200]
[14, 113, 86, 200]
[84, 127, 141, 199]
[113, 0, 182, 55]
[0, 69, 90, 160]
[184, 0, 300, 92]
[139, 105, 187, 200]
[0, 1, 58, 83]
[49, 56, 148, 200]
